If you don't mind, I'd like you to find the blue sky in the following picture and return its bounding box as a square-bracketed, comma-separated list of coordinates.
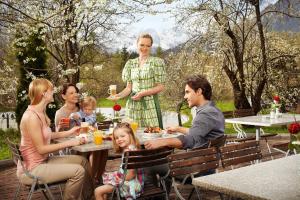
[117, 0, 278, 51]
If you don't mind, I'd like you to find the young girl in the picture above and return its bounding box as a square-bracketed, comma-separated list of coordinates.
[70, 96, 97, 126]
[94, 123, 144, 200]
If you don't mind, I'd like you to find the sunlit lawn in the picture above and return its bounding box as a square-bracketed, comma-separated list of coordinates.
[97, 98, 127, 107]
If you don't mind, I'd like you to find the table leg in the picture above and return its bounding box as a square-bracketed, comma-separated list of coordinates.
[256, 127, 261, 141]
[90, 150, 108, 182]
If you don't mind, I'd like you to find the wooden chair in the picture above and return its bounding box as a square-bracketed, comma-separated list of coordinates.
[272, 141, 290, 155]
[208, 135, 227, 149]
[230, 109, 277, 158]
[222, 111, 234, 119]
[165, 147, 219, 200]
[6, 138, 65, 200]
[219, 140, 262, 169]
[191, 135, 228, 151]
[112, 147, 173, 200]
[272, 134, 298, 157]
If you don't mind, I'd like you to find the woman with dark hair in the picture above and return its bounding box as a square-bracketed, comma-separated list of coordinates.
[55, 83, 80, 131]
[55, 83, 108, 184]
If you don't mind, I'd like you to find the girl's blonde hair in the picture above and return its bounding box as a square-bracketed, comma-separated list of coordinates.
[28, 78, 53, 125]
[112, 122, 140, 153]
[80, 96, 97, 109]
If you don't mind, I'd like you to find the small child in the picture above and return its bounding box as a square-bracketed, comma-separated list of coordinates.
[70, 96, 97, 126]
[94, 123, 144, 200]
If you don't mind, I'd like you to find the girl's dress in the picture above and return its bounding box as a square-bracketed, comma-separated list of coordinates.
[102, 145, 144, 199]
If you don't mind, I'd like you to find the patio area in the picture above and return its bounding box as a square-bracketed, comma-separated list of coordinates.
[0, 135, 289, 200]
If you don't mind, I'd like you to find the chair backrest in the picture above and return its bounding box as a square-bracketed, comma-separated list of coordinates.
[222, 111, 234, 119]
[121, 147, 173, 170]
[219, 140, 262, 168]
[6, 138, 36, 180]
[233, 109, 254, 117]
[6, 138, 22, 166]
[167, 147, 219, 177]
[208, 135, 227, 148]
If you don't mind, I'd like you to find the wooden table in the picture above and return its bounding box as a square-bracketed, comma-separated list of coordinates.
[192, 155, 300, 200]
[225, 113, 300, 140]
[54, 130, 181, 180]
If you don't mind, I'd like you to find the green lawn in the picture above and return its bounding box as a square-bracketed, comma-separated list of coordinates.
[216, 100, 236, 111]
[0, 129, 20, 160]
[97, 98, 127, 107]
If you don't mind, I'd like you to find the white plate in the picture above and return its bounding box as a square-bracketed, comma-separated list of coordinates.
[162, 133, 182, 138]
[76, 134, 92, 143]
[142, 133, 163, 139]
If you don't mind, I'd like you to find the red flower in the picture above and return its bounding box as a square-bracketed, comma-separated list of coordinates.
[113, 104, 121, 111]
[273, 95, 280, 102]
[288, 122, 300, 134]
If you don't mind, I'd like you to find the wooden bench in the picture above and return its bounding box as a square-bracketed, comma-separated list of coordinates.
[220, 140, 262, 169]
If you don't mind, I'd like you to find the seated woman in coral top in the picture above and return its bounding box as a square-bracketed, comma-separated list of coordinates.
[17, 78, 93, 200]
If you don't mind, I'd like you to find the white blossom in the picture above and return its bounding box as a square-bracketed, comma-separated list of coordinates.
[94, 65, 103, 71]
[76, 82, 84, 90]
[48, 103, 56, 109]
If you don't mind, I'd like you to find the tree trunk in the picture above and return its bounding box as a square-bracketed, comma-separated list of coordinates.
[249, 0, 268, 114]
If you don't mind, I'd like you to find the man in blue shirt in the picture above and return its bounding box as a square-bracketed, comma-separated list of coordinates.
[145, 74, 225, 150]
[144, 75, 225, 194]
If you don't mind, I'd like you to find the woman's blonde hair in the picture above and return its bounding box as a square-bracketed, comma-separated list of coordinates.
[137, 33, 153, 46]
[112, 122, 140, 153]
[80, 96, 97, 109]
[28, 78, 53, 125]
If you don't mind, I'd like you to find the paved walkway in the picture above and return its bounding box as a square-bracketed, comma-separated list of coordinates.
[0, 135, 288, 200]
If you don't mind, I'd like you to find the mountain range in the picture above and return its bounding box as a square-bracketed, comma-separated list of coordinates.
[263, 0, 300, 32]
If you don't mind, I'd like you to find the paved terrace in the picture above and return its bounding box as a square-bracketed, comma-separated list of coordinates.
[0, 135, 289, 200]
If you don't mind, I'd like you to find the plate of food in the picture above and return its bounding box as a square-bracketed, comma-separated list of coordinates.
[103, 133, 113, 141]
[142, 127, 163, 139]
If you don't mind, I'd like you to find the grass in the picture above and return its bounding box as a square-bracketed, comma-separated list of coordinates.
[0, 129, 20, 160]
[216, 100, 236, 111]
[97, 98, 127, 107]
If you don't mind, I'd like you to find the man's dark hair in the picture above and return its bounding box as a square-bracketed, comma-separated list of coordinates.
[185, 75, 212, 100]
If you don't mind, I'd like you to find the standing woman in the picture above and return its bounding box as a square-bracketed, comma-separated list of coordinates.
[17, 78, 93, 200]
[110, 33, 166, 128]
[55, 83, 80, 131]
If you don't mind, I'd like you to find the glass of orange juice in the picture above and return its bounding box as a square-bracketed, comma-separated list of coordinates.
[60, 117, 70, 128]
[130, 121, 138, 134]
[94, 131, 103, 145]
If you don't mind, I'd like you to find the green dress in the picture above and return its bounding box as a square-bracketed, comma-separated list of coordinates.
[122, 57, 166, 127]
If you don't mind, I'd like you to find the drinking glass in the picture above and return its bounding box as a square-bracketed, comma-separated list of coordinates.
[60, 118, 70, 128]
[108, 85, 117, 96]
[130, 122, 138, 134]
[81, 122, 89, 133]
[94, 131, 103, 145]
